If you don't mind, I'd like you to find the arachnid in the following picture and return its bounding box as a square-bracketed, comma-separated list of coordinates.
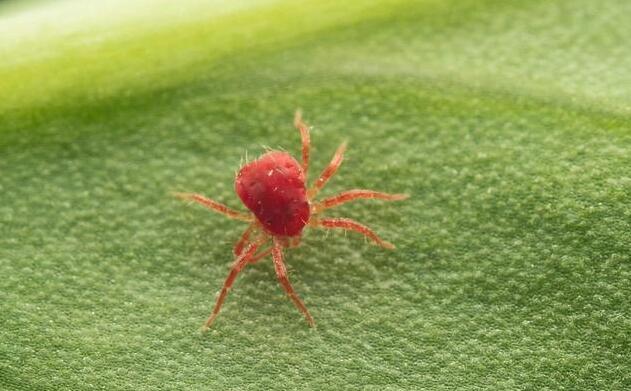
[176, 111, 408, 330]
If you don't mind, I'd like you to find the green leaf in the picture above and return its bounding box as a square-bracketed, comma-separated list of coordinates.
[1, 0, 629, 389]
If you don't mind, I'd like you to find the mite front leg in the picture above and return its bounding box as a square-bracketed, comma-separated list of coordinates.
[202, 237, 266, 331]
[310, 217, 395, 249]
[294, 110, 311, 177]
[312, 189, 409, 213]
[272, 238, 315, 327]
[175, 192, 253, 222]
[308, 141, 347, 199]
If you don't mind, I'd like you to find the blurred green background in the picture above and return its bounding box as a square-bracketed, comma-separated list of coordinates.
[1, 0, 629, 389]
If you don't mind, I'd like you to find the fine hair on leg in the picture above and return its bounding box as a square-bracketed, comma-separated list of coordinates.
[312, 189, 409, 213]
[294, 110, 311, 177]
[310, 217, 395, 249]
[202, 236, 267, 331]
[248, 247, 273, 264]
[175, 192, 252, 222]
[308, 141, 347, 199]
[272, 238, 315, 327]
[234, 223, 256, 257]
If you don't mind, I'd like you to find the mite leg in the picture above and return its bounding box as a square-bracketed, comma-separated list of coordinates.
[272, 238, 315, 327]
[294, 110, 311, 177]
[234, 223, 256, 257]
[312, 189, 409, 213]
[202, 237, 266, 331]
[310, 217, 395, 249]
[249, 247, 273, 264]
[175, 193, 252, 222]
[308, 141, 347, 199]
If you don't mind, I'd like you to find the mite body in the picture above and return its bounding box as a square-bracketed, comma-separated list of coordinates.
[236, 151, 310, 237]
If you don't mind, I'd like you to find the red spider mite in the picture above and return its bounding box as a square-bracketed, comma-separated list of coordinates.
[176, 111, 408, 330]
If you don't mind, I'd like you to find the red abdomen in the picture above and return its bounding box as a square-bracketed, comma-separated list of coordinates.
[235, 151, 310, 236]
